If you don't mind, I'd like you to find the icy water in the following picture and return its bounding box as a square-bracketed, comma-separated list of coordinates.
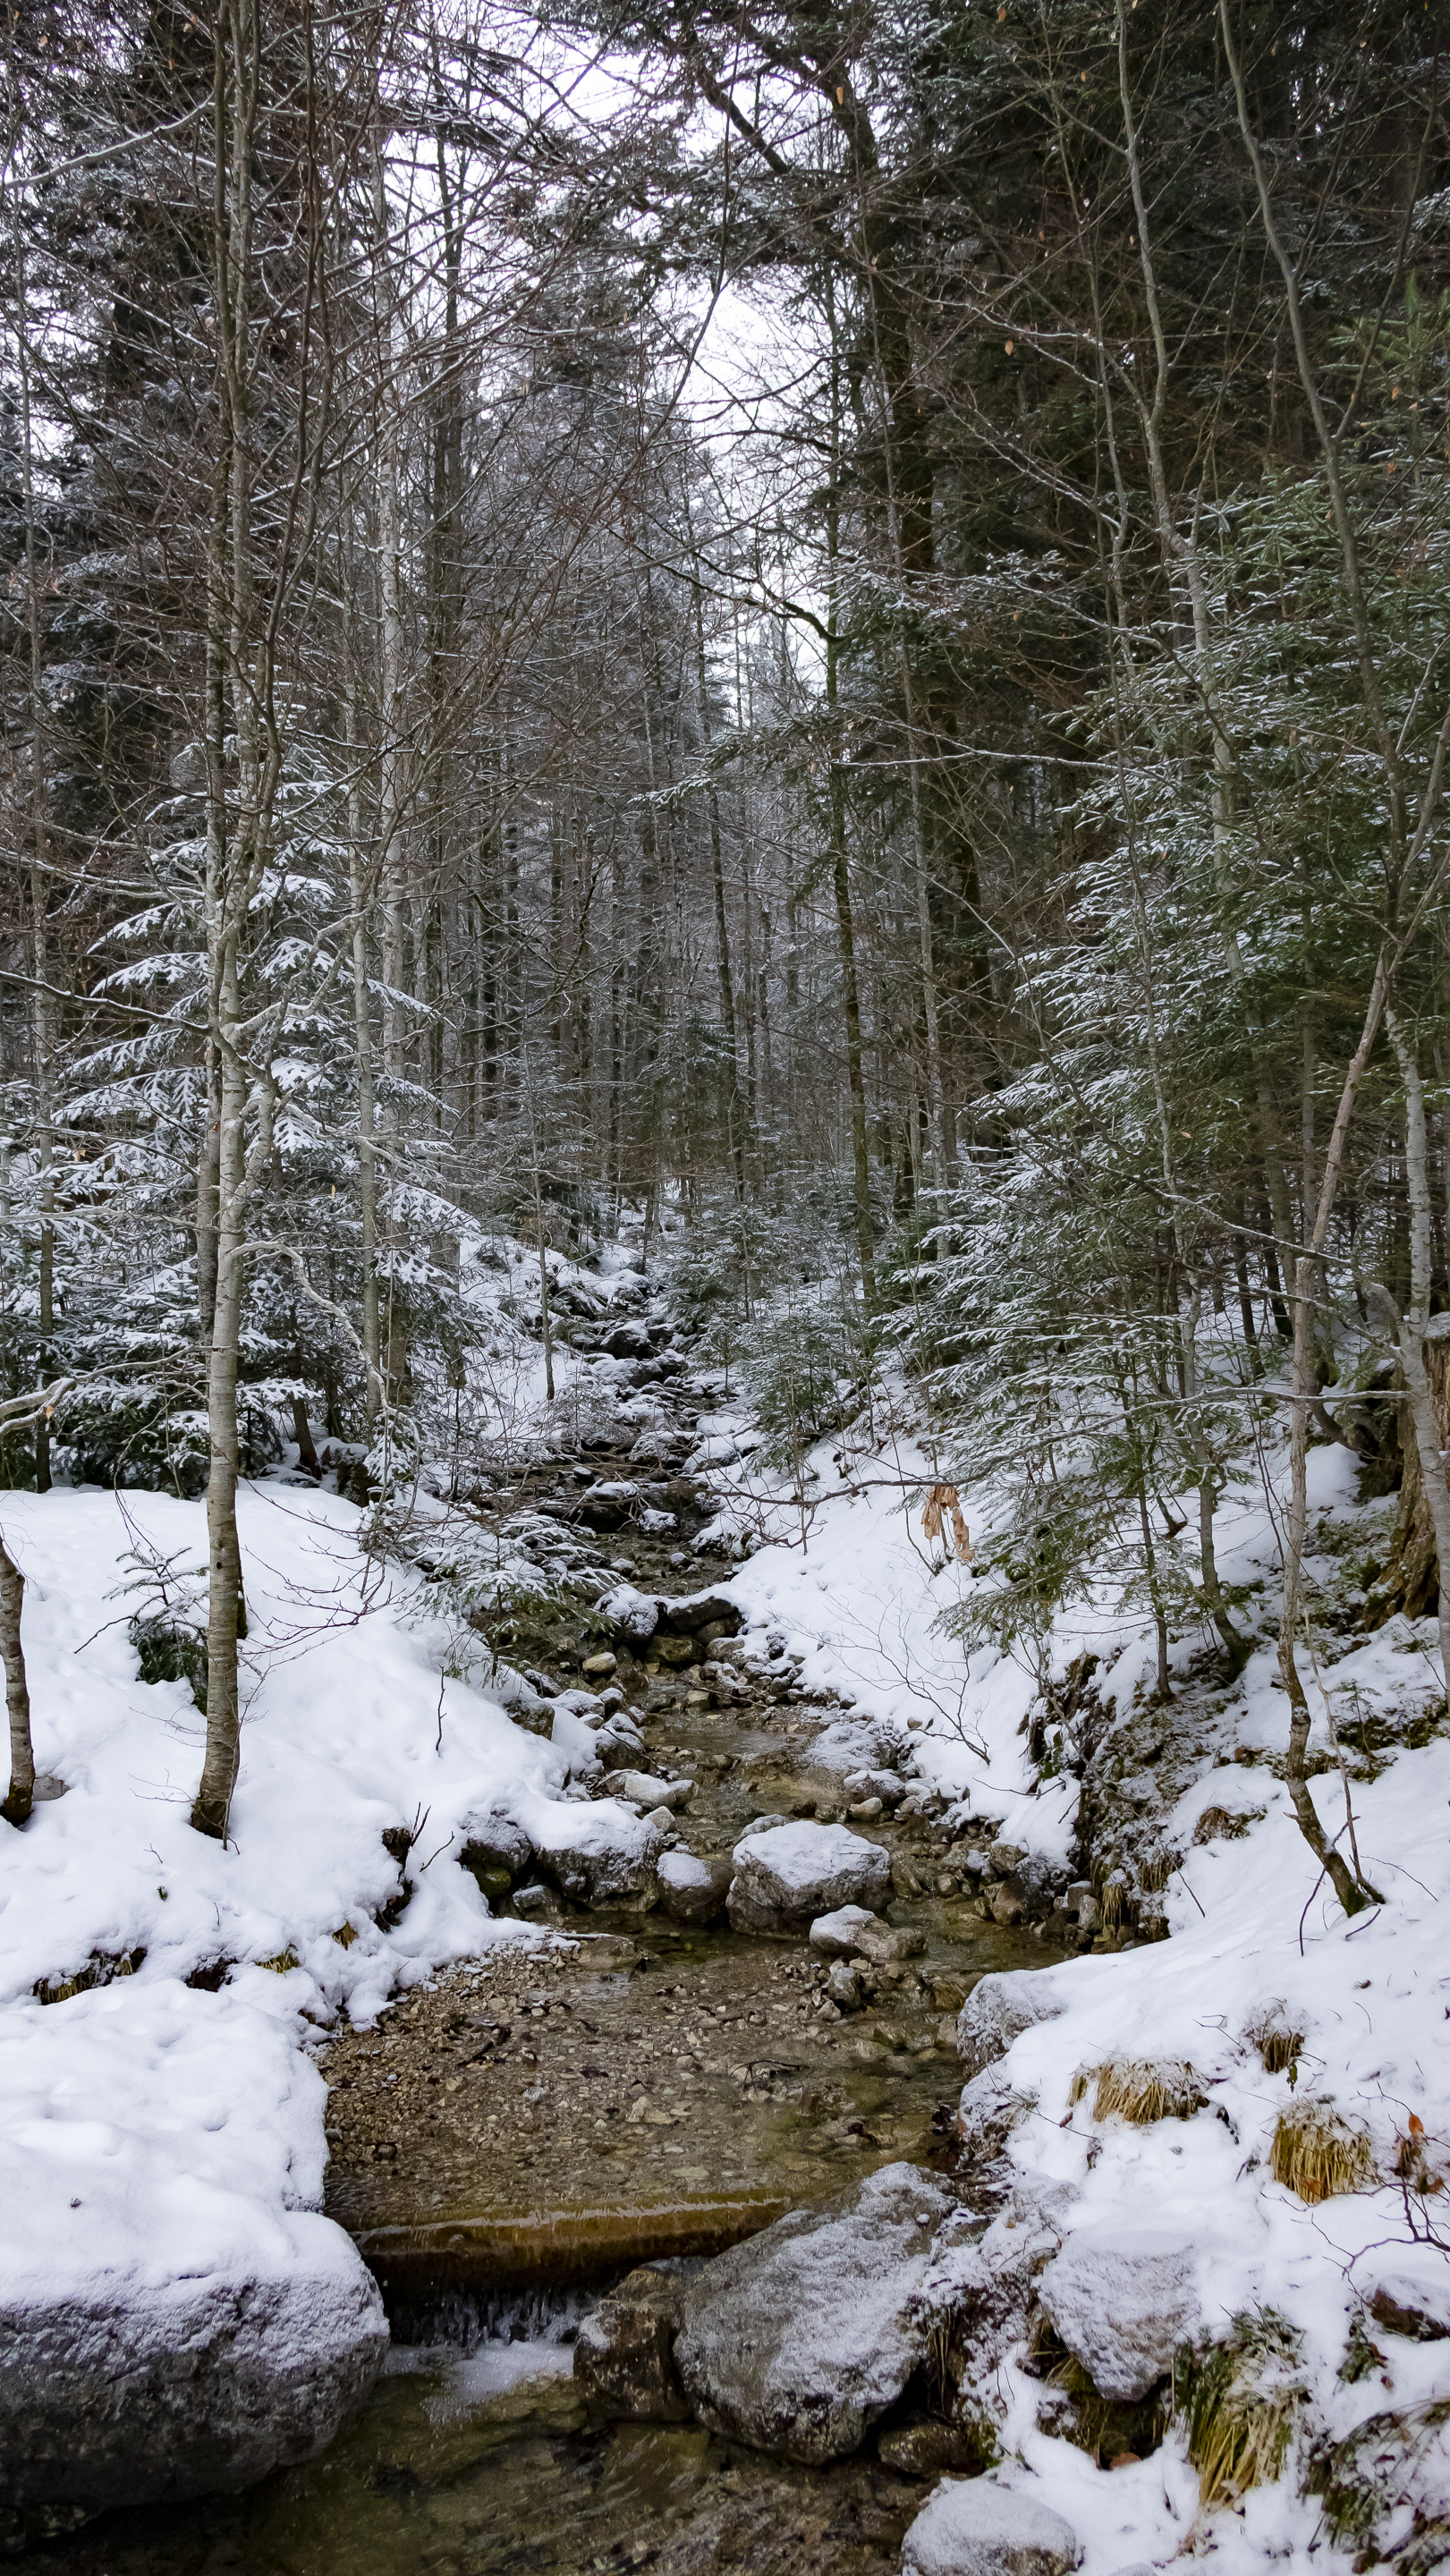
[8, 1435, 1069, 2575]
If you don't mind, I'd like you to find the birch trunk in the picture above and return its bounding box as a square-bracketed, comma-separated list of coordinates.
[0, 1533, 33, 1827]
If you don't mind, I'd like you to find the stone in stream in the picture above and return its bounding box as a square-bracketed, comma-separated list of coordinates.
[955, 1971, 1065, 2078]
[0, 2233, 386, 2515]
[809, 1904, 879, 1956]
[843, 1768, 909, 1810]
[657, 1849, 733, 1925]
[809, 1905, 923, 1967]
[599, 1768, 693, 1811]
[727, 1823, 892, 1935]
[572, 2267, 691, 2420]
[672, 2161, 958, 2464]
[530, 1801, 668, 1909]
[900, 2481, 1082, 2576]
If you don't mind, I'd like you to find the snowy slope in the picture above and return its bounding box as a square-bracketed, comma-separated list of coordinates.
[696, 1402, 1450, 2571]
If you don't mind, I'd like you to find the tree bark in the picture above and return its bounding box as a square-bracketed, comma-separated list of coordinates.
[0, 1533, 33, 1827]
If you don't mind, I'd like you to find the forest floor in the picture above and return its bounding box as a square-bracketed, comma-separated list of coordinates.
[3, 1244, 1450, 2573]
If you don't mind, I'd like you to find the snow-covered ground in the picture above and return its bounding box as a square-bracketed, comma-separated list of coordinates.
[695, 1400, 1450, 2572]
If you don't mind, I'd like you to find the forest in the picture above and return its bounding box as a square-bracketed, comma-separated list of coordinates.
[1, 4, 1449, 2572]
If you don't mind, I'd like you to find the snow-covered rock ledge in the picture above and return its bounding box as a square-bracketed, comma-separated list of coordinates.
[0, 1980, 386, 2513]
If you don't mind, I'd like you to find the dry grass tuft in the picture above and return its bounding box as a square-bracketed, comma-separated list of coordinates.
[1192, 1804, 1263, 1845]
[1097, 1877, 1134, 1930]
[1270, 2098, 1374, 2203]
[1139, 1846, 1182, 1894]
[1070, 2056, 1208, 2123]
[1257, 2024, 1304, 2077]
[1180, 2310, 1304, 2505]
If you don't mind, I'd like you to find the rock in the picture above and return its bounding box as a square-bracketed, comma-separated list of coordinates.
[809, 1904, 879, 1956]
[1038, 2238, 1199, 2399]
[843, 1769, 908, 1809]
[581, 1650, 618, 1679]
[657, 1850, 733, 1925]
[457, 1805, 533, 1884]
[512, 1883, 564, 1919]
[1366, 2250, 1450, 2341]
[878, 2419, 987, 2476]
[0, 2231, 386, 2513]
[653, 1634, 702, 1669]
[530, 1801, 667, 1909]
[579, 1491, 632, 1532]
[598, 1584, 659, 1645]
[604, 1320, 652, 1359]
[852, 1919, 924, 1965]
[956, 1972, 1064, 2078]
[599, 1769, 693, 1811]
[955, 2066, 1035, 2166]
[900, 2480, 1082, 2576]
[849, 1798, 884, 1820]
[827, 1960, 864, 2011]
[674, 2163, 959, 2464]
[656, 1589, 744, 1638]
[572, 2267, 690, 2419]
[728, 1823, 892, 1936]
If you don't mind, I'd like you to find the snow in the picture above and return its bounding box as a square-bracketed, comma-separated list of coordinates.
[0, 1475, 622, 2394]
[686, 1392, 1450, 2570]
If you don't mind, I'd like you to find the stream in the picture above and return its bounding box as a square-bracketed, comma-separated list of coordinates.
[11, 1392, 1070, 2576]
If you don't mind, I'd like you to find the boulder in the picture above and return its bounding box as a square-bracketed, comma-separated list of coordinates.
[598, 1584, 660, 1646]
[530, 1801, 667, 1909]
[599, 1769, 693, 1812]
[955, 2065, 1035, 2166]
[0, 1987, 386, 2517]
[728, 1824, 892, 1935]
[657, 1850, 733, 1925]
[0, 2232, 386, 2513]
[1038, 2238, 1199, 2399]
[673, 2162, 958, 2464]
[457, 1805, 533, 1891]
[878, 2419, 986, 2477]
[956, 1972, 1064, 2078]
[843, 1769, 908, 1810]
[572, 2268, 690, 2419]
[656, 1589, 744, 1639]
[810, 1904, 879, 1956]
[654, 1635, 702, 1669]
[604, 1320, 652, 1360]
[900, 2480, 1082, 2576]
[807, 1905, 921, 1965]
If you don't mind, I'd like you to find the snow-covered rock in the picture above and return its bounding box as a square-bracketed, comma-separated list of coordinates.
[727, 1823, 891, 1934]
[956, 1970, 1064, 2077]
[1038, 2235, 1200, 2398]
[0, 1982, 386, 2513]
[809, 1903, 878, 1955]
[842, 1768, 907, 1809]
[673, 2162, 957, 2462]
[599, 1768, 692, 1811]
[530, 1800, 667, 1908]
[955, 2063, 1036, 2165]
[598, 1583, 659, 1644]
[900, 2480, 1082, 2576]
[657, 1850, 732, 1925]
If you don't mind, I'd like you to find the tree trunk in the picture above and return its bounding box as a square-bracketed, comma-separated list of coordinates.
[0, 1534, 34, 1827]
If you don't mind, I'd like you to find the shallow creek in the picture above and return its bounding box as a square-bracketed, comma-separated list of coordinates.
[15, 1446, 1071, 2576]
